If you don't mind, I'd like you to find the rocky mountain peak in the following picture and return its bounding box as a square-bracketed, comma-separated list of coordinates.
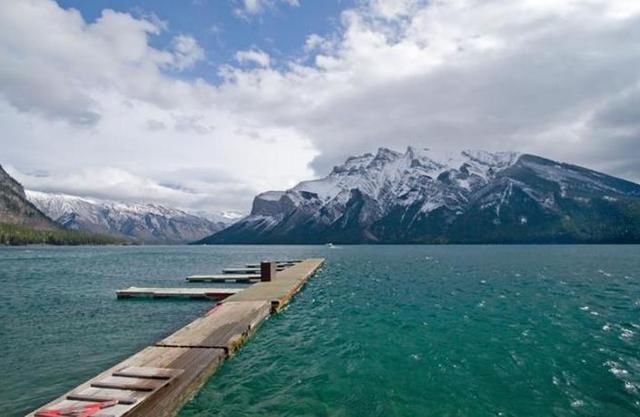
[201, 147, 640, 244]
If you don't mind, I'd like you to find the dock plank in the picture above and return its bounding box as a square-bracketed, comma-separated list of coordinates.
[67, 388, 139, 405]
[113, 367, 183, 380]
[91, 376, 166, 392]
[157, 301, 270, 353]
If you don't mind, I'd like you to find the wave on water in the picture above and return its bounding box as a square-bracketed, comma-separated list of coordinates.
[620, 327, 635, 339]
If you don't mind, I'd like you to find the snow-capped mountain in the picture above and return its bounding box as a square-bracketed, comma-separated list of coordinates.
[199, 147, 640, 244]
[27, 191, 239, 244]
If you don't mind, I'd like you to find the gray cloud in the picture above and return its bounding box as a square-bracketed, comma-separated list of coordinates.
[173, 114, 216, 134]
[7, 165, 255, 215]
[146, 119, 167, 131]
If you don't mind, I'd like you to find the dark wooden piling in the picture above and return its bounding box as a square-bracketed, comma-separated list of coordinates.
[260, 261, 277, 282]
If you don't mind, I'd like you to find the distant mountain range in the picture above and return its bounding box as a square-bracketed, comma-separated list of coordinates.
[1, 165, 124, 245]
[199, 147, 640, 244]
[1, 163, 242, 244]
[27, 190, 240, 244]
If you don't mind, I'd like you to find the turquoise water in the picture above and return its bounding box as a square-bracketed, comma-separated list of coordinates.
[1, 246, 639, 417]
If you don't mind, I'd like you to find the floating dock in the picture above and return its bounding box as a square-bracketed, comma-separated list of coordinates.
[116, 287, 243, 300]
[222, 267, 285, 274]
[27, 258, 324, 417]
[245, 261, 300, 268]
[186, 274, 260, 283]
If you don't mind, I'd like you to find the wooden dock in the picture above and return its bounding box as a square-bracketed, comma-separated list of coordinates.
[116, 287, 243, 300]
[27, 258, 324, 417]
[186, 274, 260, 283]
[222, 266, 286, 274]
[245, 261, 300, 268]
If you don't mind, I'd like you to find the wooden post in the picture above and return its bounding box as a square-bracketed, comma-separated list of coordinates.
[260, 261, 276, 282]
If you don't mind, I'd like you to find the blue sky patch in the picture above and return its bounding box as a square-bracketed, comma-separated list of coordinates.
[56, 0, 354, 82]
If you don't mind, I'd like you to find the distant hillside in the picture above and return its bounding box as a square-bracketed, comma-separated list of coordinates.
[0, 165, 122, 245]
[27, 191, 238, 244]
[199, 148, 640, 244]
[0, 165, 58, 230]
[0, 223, 123, 245]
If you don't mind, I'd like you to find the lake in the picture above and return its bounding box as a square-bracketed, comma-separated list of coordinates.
[1, 245, 639, 417]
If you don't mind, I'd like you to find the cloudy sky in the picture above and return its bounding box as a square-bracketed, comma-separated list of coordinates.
[2, 0, 640, 214]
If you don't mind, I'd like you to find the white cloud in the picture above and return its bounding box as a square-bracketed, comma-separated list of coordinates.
[9, 166, 187, 203]
[168, 35, 205, 71]
[5, 164, 255, 215]
[235, 0, 300, 18]
[0, 93, 316, 211]
[0, 0, 314, 212]
[304, 34, 333, 53]
[2, 0, 640, 215]
[368, 0, 423, 19]
[217, 0, 640, 180]
[0, 1, 209, 126]
[235, 49, 271, 67]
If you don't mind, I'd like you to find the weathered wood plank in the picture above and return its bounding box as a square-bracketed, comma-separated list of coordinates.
[113, 367, 183, 380]
[67, 389, 138, 405]
[91, 376, 167, 392]
[156, 301, 270, 353]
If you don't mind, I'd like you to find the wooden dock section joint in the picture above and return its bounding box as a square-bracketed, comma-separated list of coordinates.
[155, 301, 271, 355]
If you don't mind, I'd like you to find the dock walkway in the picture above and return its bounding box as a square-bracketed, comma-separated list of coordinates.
[27, 258, 324, 417]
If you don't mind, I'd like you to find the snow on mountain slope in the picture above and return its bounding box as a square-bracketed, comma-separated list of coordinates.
[26, 191, 239, 244]
[201, 147, 640, 244]
[255, 147, 521, 220]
